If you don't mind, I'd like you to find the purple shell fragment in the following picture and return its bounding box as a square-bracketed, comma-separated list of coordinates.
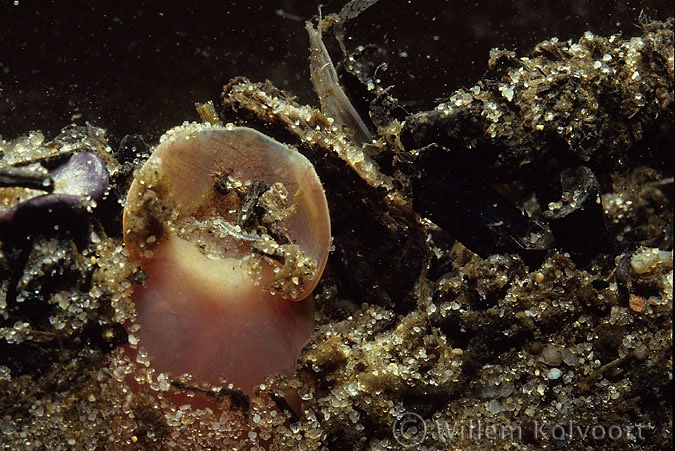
[50, 152, 109, 201]
[0, 152, 109, 230]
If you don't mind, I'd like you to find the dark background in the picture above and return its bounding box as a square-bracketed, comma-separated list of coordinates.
[1, 1, 672, 144]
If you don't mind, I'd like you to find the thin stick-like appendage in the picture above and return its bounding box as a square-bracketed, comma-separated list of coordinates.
[306, 21, 373, 147]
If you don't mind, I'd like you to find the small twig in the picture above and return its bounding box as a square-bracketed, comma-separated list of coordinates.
[0, 166, 54, 192]
[270, 391, 300, 423]
[170, 380, 250, 420]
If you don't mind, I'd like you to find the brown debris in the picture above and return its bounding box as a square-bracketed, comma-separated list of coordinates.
[401, 17, 674, 180]
[222, 77, 430, 310]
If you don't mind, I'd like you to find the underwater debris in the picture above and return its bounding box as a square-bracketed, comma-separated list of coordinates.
[399, 18, 674, 264]
[222, 77, 429, 311]
[405, 143, 554, 263]
[0, 125, 127, 382]
[0, 126, 110, 238]
[401, 19, 674, 176]
[543, 166, 619, 264]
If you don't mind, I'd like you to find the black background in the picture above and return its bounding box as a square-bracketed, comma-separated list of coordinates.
[1, 1, 672, 144]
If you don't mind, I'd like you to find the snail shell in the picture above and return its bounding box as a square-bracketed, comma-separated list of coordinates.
[123, 122, 330, 395]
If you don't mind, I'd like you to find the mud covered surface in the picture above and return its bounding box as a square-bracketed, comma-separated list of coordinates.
[1, 2, 673, 450]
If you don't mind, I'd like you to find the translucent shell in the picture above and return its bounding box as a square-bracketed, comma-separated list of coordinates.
[123, 123, 330, 300]
[122, 123, 330, 396]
